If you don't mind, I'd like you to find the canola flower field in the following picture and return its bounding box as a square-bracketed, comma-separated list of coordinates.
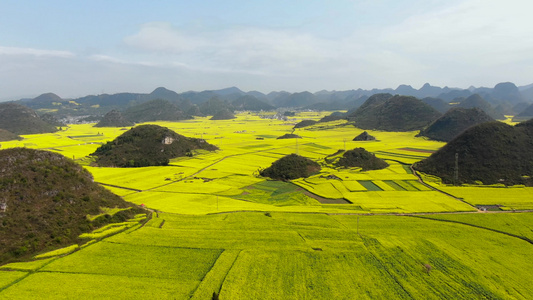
[1, 112, 532, 299]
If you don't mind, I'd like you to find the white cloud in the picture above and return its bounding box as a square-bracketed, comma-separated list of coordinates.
[123, 22, 343, 76]
[380, 0, 533, 65]
[123, 22, 209, 54]
[0, 46, 75, 58]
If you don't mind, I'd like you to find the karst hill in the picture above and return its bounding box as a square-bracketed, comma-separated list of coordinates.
[455, 94, 506, 120]
[94, 110, 134, 127]
[91, 124, 218, 167]
[0, 129, 22, 142]
[0, 148, 139, 264]
[260, 154, 321, 181]
[0, 103, 58, 135]
[336, 148, 389, 170]
[414, 119, 533, 186]
[348, 94, 441, 131]
[353, 131, 376, 141]
[122, 99, 190, 123]
[277, 133, 301, 139]
[210, 108, 236, 120]
[513, 103, 533, 122]
[417, 107, 495, 142]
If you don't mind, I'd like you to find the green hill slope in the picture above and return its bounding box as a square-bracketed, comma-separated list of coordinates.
[231, 95, 274, 111]
[456, 94, 506, 120]
[0, 103, 57, 134]
[348, 95, 441, 131]
[336, 148, 389, 170]
[417, 107, 494, 142]
[91, 125, 218, 167]
[414, 120, 533, 186]
[94, 110, 134, 127]
[353, 131, 376, 141]
[0, 129, 22, 141]
[0, 148, 139, 264]
[513, 103, 533, 122]
[210, 108, 236, 120]
[123, 99, 189, 123]
[260, 154, 320, 181]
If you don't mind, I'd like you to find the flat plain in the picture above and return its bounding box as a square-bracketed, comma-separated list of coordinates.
[1, 112, 532, 299]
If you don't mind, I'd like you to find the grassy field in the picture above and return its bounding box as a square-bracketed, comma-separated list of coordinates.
[2, 212, 532, 299]
[1, 112, 532, 298]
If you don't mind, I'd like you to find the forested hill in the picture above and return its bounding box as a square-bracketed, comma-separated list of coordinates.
[91, 124, 218, 167]
[415, 119, 533, 186]
[348, 95, 441, 131]
[0, 148, 140, 264]
[0, 103, 58, 134]
[417, 107, 494, 142]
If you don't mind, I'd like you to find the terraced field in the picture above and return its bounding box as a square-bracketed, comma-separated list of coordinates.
[1, 112, 532, 299]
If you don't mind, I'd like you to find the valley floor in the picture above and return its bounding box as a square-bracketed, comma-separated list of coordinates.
[1, 113, 532, 299]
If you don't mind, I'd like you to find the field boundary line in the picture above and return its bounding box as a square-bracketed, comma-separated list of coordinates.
[94, 182, 142, 192]
[408, 164, 480, 211]
[190, 249, 240, 300]
[215, 250, 242, 297]
[409, 215, 533, 245]
[145, 146, 287, 192]
[0, 255, 62, 293]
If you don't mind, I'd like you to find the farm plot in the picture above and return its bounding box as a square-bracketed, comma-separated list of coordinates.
[433, 185, 533, 210]
[292, 180, 345, 199]
[0, 270, 28, 290]
[0, 258, 56, 272]
[343, 191, 476, 213]
[332, 215, 533, 299]
[2, 211, 533, 299]
[122, 190, 363, 215]
[234, 181, 320, 206]
[85, 165, 196, 191]
[1, 272, 198, 299]
[41, 241, 221, 280]
[107, 227, 308, 251]
[422, 212, 533, 241]
[341, 180, 367, 192]
[220, 249, 403, 299]
[124, 192, 270, 214]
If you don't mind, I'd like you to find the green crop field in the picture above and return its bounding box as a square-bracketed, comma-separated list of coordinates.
[1, 112, 532, 299]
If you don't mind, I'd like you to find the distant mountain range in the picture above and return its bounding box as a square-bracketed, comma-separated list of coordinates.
[6, 82, 533, 121]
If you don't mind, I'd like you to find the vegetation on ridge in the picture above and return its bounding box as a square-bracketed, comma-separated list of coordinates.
[0, 103, 57, 135]
[417, 107, 494, 142]
[91, 124, 218, 167]
[0, 148, 140, 264]
[260, 154, 321, 181]
[0, 129, 22, 142]
[348, 94, 441, 131]
[94, 110, 134, 127]
[123, 99, 190, 123]
[336, 148, 389, 170]
[415, 119, 533, 186]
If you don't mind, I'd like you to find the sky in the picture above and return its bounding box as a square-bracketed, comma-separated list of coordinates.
[1, 0, 532, 100]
